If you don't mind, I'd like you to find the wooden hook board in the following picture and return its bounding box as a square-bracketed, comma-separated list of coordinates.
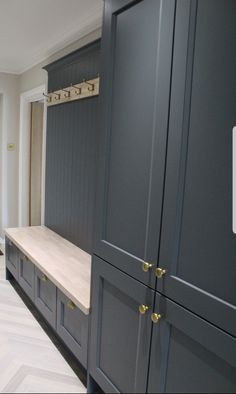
[46, 77, 100, 106]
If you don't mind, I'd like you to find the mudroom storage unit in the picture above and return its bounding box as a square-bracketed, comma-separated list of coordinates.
[89, 0, 236, 393]
[5, 41, 101, 373]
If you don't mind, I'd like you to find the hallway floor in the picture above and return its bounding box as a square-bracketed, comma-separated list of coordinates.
[0, 254, 86, 393]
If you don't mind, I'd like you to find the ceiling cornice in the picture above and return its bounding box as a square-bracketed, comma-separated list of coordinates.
[0, 7, 102, 75]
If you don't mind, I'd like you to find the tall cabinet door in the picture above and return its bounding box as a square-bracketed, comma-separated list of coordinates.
[156, 0, 236, 337]
[89, 256, 155, 393]
[94, 0, 175, 287]
[148, 293, 236, 393]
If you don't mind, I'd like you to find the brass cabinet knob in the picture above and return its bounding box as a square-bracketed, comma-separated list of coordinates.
[23, 255, 28, 263]
[67, 300, 76, 311]
[139, 304, 149, 315]
[41, 274, 48, 282]
[142, 262, 153, 273]
[155, 267, 166, 279]
[151, 313, 162, 323]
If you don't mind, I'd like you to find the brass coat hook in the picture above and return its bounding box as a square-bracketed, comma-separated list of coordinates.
[71, 84, 82, 95]
[83, 79, 95, 92]
[43, 92, 51, 102]
[61, 88, 71, 98]
[54, 92, 61, 100]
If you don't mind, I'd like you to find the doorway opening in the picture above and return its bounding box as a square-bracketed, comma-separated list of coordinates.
[19, 85, 47, 228]
[29, 101, 44, 226]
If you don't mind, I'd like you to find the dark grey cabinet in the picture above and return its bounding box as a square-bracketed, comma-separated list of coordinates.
[89, 256, 155, 393]
[148, 293, 236, 393]
[35, 268, 57, 328]
[90, 0, 236, 392]
[57, 290, 88, 368]
[93, 0, 175, 287]
[19, 253, 35, 301]
[5, 238, 19, 280]
[156, 0, 236, 337]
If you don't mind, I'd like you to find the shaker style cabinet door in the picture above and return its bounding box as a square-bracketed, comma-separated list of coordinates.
[35, 268, 57, 329]
[5, 238, 19, 280]
[148, 293, 236, 393]
[94, 0, 175, 287]
[89, 256, 155, 393]
[156, 0, 236, 336]
[18, 252, 35, 302]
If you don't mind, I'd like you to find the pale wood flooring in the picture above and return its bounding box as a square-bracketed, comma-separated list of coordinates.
[0, 254, 86, 393]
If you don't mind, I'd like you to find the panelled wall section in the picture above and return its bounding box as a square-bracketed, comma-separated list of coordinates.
[44, 40, 100, 254]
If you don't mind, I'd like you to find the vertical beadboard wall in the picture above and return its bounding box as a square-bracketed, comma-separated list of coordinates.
[44, 40, 100, 254]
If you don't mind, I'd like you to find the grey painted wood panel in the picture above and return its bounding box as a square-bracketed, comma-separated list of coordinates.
[35, 267, 57, 329]
[18, 252, 35, 302]
[45, 98, 99, 253]
[156, 0, 236, 337]
[44, 42, 100, 254]
[148, 292, 236, 393]
[89, 255, 155, 393]
[94, 0, 175, 287]
[57, 290, 88, 368]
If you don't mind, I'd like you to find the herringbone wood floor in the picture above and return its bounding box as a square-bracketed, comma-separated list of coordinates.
[0, 254, 86, 393]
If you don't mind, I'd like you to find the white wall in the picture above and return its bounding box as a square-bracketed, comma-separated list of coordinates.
[0, 73, 20, 239]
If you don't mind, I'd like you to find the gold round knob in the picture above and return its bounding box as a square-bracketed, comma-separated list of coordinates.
[67, 300, 76, 311]
[151, 313, 162, 323]
[155, 268, 166, 279]
[139, 304, 149, 315]
[142, 262, 153, 273]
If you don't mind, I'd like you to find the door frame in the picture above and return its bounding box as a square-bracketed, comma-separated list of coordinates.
[0, 93, 6, 242]
[18, 85, 47, 227]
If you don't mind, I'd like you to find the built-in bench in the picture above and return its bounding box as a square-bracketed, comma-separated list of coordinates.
[5, 226, 91, 369]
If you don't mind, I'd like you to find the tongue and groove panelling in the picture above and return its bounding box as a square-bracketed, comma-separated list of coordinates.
[44, 40, 100, 254]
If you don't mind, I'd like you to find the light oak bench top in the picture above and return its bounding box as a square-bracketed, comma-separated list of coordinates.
[5, 226, 91, 315]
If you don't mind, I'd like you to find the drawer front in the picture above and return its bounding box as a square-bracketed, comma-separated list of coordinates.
[5, 238, 19, 280]
[18, 253, 35, 301]
[35, 268, 57, 328]
[57, 290, 88, 368]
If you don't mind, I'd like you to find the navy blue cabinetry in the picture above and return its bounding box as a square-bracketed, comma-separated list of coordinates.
[5, 237, 19, 280]
[93, 0, 175, 287]
[89, 256, 154, 393]
[35, 268, 57, 329]
[156, 0, 236, 337]
[19, 252, 35, 302]
[89, 0, 236, 392]
[57, 290, 88, 368]
[148, 293, 236, 393]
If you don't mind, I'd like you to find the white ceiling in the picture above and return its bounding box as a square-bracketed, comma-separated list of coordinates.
[0, 0, 103, 74]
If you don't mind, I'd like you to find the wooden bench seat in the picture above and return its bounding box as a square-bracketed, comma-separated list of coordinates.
[5, 226, 91, 315]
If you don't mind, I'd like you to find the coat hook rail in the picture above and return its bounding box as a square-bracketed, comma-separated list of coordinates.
[46, 76, 100, 107]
